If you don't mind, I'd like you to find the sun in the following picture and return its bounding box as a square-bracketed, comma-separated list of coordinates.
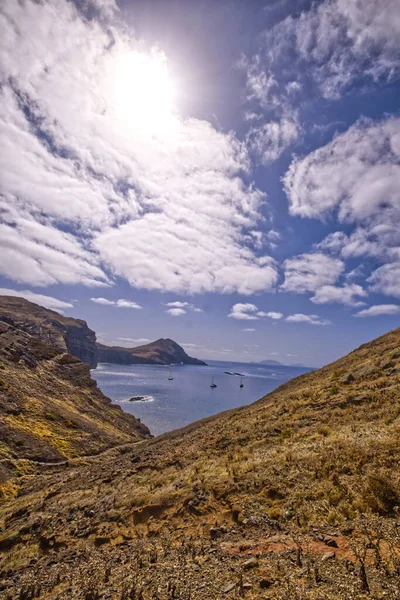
[111, 51, 177, 137]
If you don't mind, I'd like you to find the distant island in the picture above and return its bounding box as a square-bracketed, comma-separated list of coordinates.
[259, 359, 283, 366]
[260, 359, 311, 368]
[97, 338, 206, 366]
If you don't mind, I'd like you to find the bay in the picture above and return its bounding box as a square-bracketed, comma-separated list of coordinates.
[92, 360, 311, 437]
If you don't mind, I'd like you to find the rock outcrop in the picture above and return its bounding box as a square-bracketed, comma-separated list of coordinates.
[0, 296, 98, 367]
[97, 338, 206, 365]
[0, 316, 150, 467]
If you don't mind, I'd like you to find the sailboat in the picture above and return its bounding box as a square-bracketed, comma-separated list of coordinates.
[210, 376, 217, 388]
[168, 369, 173, 381]
[239, 376, 244, 388]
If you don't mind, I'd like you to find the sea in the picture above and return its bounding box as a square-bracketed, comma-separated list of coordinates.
[92, 360, 311, 437]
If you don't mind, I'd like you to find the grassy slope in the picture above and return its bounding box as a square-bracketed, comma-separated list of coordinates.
[0, 328, 399, 598]
[0, 320, 150, 502]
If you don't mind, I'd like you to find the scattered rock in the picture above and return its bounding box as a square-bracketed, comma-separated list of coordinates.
[339, 372, 354, 384]
[354, 364, 378, 379]
[222, 582, 236, 593]
[259, 578, 273, 589]
[380, 360, 395, 370]
[322, 551, 335, 561]
[243, 557, 258, 570]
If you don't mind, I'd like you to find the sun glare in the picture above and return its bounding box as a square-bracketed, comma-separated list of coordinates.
[112, 51, 177, 137]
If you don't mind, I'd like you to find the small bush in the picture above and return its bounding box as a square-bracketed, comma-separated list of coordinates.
[365, 472, 399, 514]
[45, 412, 56, 421]
[329, 386, 339, 396]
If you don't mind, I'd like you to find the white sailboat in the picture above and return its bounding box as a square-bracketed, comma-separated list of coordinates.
[210, 376, 217, 388]
[168, 369, 173, 381]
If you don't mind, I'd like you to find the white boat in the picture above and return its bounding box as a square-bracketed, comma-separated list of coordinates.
[210, 376, 217, 388]
[168, 369, 173, 381]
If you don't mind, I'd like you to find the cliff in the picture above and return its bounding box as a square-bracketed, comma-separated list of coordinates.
[0, 310, 150, 472]
[97, 338, 206, 365]
[0, 296, 98, 368]
[1, 327, 399, 597]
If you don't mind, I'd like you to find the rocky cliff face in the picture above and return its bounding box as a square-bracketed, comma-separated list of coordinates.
[0, 312, 151, 472]
[97, 338, 206, 365]
[0, 296, 98, 367]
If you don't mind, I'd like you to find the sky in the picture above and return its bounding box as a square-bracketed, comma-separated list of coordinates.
[0, 0, 399, 366]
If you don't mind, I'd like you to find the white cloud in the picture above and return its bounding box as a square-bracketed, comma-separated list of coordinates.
[246, 116, 300, 163]
[368, 262, 400, 298]
[166, 308, 186, 317]
[283, 117, 400, 302]
[284, 118, 400, 223]
[242, 328, 256, 332]
[229, 303, 260, 320]
[165, 301, 203, 313]
[355, 304, 400, 318]
[0, 0, 277, 294]
[311, 283, 367, 306]
[285, 313, 331, 326]
[281, 253, 344, 294]
[0, 288, 73, 313]
[229, 303, 282, 320]
[90, 297, 115, 305]
[118, 337, 151, 344]
[90, 297, 142, 309]
[253, 0, 400, 100]
[257, 311, 283, 320]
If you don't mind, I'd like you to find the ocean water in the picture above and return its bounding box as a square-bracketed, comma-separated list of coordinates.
[92, 361, 311, 437]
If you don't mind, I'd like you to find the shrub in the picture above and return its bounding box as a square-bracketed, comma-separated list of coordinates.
[365, 472, 399, 514]
[45, 412, 56, 421]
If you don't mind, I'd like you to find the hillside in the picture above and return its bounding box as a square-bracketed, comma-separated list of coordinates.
[0, 313, 150, 500]
[0, 328, 399, 598]
[97, 338, 206, 365]
[0, 296, 98, 367]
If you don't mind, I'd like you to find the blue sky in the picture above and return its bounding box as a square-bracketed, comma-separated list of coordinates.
[0, 0, 399, 366]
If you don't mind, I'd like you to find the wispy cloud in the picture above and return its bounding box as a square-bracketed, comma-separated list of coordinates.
[281, 253, 344, 294]
[0, 288, 73, 313]
[355, 304, 400, 318]
[229, 303, 283, 320]
[285, 313, 331, 326]
[164, 301, 203, 316]
[311, 284, 367, 307]
[90, 298, 142, 309]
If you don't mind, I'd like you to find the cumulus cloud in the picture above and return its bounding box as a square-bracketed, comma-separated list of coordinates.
[311, 283, 367, 306]
[285, 313, 331, 326]
[284, 117, 400, 301]
[281, 253, 344, 294]
[355, 304, 400, 318]
[284, 118, 400, 222]
[368, 262, 400, 298]
[249, 0, 400, 101]
[165, 301, 203, 314]
[246, 116, 300, 163]
[229, 303, 283, 320]
[166, 308, 186, 317]
[0, 0, 277, 295]
[0, 288, 73, 313]
[90, 298, 142, 309]
[229, 303, 260, 320]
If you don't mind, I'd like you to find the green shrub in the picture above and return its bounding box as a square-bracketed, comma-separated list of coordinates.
[45, 412, 56, 421]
